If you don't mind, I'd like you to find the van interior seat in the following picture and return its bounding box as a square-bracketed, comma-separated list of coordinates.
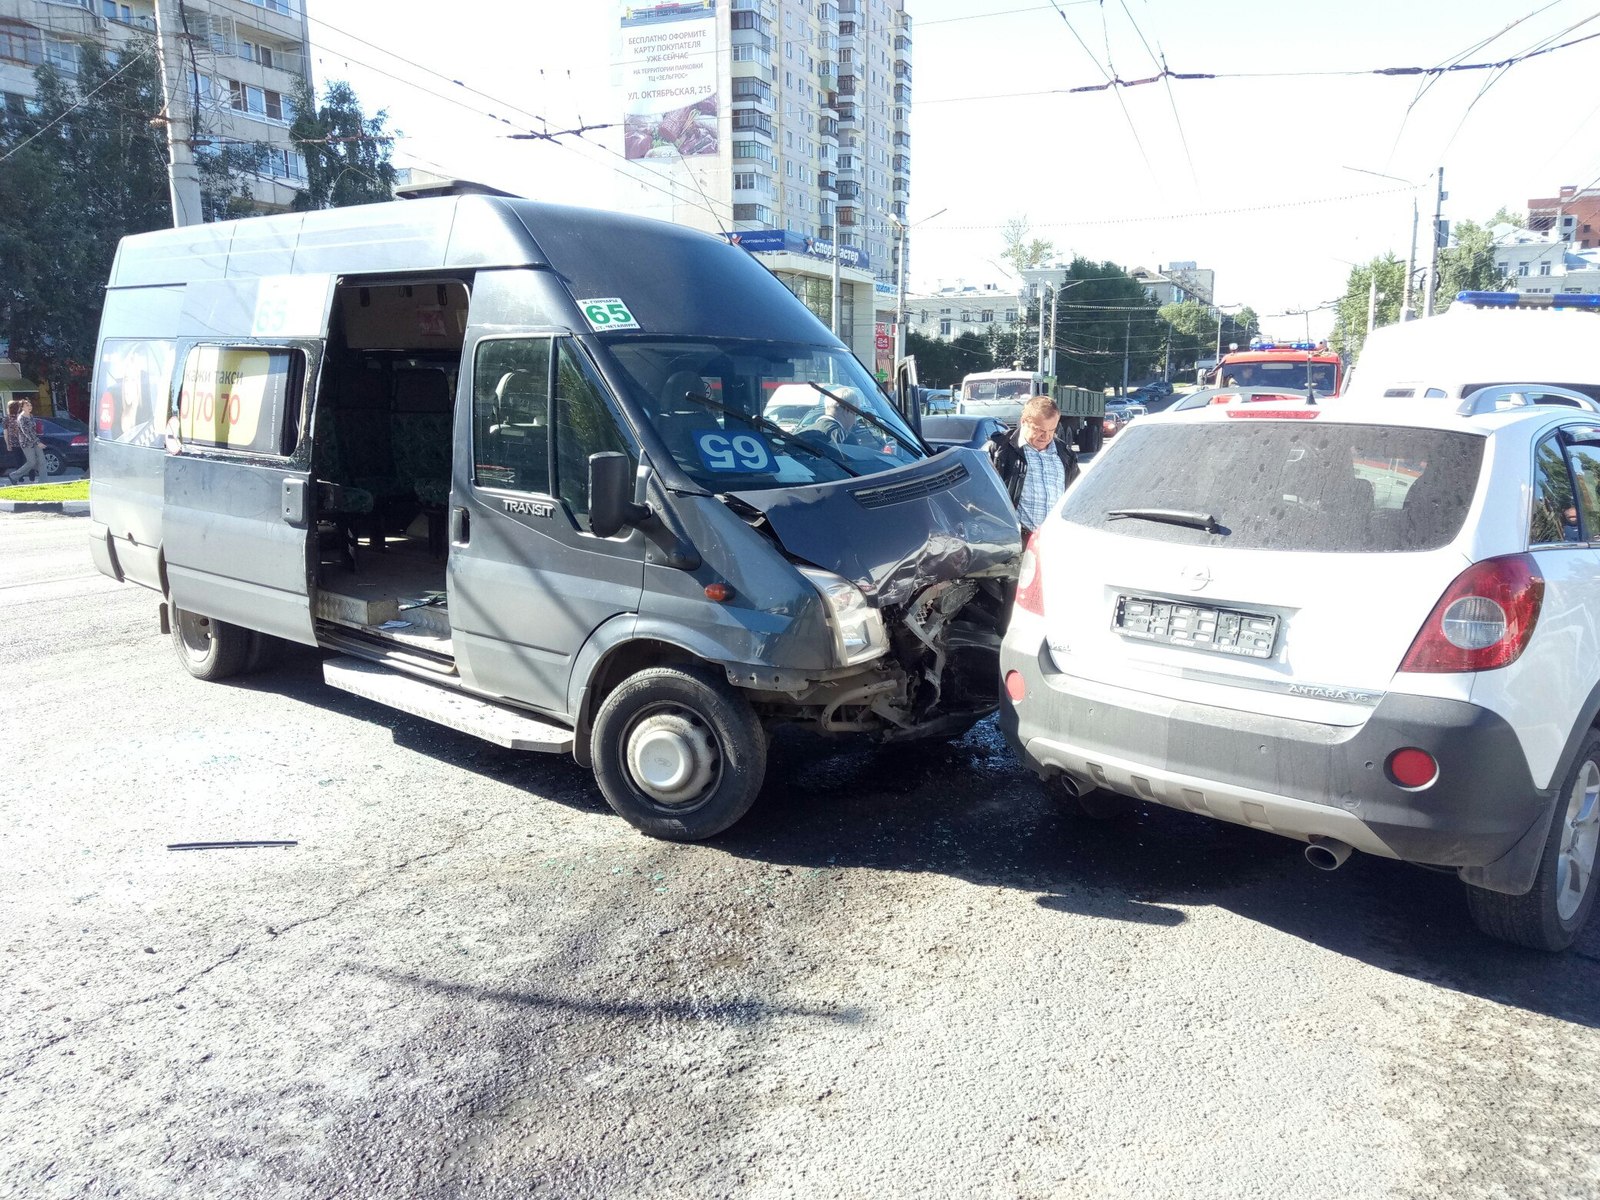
[334, 368, 405, 502]
[392, 367, 454, 507]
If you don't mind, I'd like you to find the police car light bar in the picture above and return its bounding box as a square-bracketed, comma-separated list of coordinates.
[1457, 291, 1600, 310]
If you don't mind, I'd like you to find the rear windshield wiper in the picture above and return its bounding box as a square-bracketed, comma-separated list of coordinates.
[1106, 507, 1224, 533]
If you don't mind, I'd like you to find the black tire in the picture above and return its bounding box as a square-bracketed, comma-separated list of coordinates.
[244, 630, 287, 674]
[43, 448, 63, 476]
[170, 604, 254, 681]
[1466, 732, 1600, 951]
[591, 664, 767, 841]
[1078, 422, 1102, 455]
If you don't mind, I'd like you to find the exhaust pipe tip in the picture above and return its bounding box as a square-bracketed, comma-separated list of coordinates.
[1056, 773, 1084, 799]
[1305, 836, 1354, 872]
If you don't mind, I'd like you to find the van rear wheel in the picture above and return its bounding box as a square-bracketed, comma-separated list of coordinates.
[591, 665, 766, 841]
[170, 604, 253, 681]
[1466, 733, 1600, 951]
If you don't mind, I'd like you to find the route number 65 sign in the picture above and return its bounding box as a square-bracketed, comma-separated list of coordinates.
[577, 297, 642, 331]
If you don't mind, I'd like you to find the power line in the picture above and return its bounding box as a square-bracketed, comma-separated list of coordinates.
[0, 47, 155, 164]
[1044, 0, 1157, 180]
[1118, 0, 1199, 190]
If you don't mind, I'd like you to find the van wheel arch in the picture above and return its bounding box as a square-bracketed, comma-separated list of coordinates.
[572, 637, 708, 767]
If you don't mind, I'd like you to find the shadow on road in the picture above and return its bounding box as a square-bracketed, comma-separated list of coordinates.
[242, 647, 1600, 1029]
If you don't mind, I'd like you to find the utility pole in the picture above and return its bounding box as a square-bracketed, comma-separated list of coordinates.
[1424, 166, 1446, 319]
[1036, 282, 1049, 375]
[893, 220, 908, 364]
[1366, 275, 1380, 337]
[1048, 284, 1059, 378]
[831, 237, 842, 341]
[1121, 310, 1132, 396]
[1402, 193, 1420, 322]
[152, 0, 204, 227]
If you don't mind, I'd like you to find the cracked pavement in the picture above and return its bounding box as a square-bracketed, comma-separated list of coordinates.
[5, 511, 1600, 1199]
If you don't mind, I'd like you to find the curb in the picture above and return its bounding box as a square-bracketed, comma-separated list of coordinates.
[0, 499, 88, 515]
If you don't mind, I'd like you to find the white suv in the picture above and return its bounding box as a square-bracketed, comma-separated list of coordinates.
[1000, 387, 1600, 950]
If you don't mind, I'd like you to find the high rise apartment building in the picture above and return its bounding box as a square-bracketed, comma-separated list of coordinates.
[620, 0, 911, 369]
[0, 0, 313, 212]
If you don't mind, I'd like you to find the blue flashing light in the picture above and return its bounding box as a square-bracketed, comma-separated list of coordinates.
[1456, 291, 1520, 306]
[1552, 293, 1600, 309]
[1457, 290, 1600, 310]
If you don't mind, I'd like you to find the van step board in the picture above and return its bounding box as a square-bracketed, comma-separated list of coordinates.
[323, 655, 574, 754]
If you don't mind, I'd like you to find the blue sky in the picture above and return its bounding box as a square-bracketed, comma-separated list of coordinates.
[306, 0, 1600, 338]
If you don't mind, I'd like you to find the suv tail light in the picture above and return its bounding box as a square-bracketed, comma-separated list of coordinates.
[1015, 532, 1045, 616]
[1400, 554, 1544, 673]
[70, 435, 88, 447]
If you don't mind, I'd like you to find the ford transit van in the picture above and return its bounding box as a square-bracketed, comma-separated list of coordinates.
[88, 193, 1019, 839]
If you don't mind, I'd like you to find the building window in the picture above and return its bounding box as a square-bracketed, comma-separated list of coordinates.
[980, 310, 993, 322]
[1005, 309, 1017, 322]
[939, 320, 951, 336]
[1518, 261, 1530, 276]
[1540, 261, 1552, 276]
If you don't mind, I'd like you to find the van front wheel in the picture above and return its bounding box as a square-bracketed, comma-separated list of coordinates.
[591, 665, 766, 841]
[170, 604, 253, 681]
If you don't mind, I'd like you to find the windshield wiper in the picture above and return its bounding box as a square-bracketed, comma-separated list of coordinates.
[1106, 507, 1224, 533]
[676, 389, 865, 477]
[806, 381, 927, 458]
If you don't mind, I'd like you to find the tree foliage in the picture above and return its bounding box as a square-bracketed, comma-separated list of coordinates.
[1042, 257, 1164, 392]
[905, 329, 992, 388]
[0, 40, 170, 388]
[1000, 216, 1054, 278]
[1329, 255, 1409, 360]
[290, 80, 397, 211]
[1432, 219, 1505, 312]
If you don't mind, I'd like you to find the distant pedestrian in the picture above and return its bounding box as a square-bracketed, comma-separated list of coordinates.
[986, 394, 1080, 537]
[5, 399, 48, 484]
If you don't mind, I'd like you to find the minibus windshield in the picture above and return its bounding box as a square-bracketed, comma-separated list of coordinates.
[603, 337, 925, 491]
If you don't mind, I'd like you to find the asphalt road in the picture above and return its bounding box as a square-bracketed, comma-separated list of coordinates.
[4, 511, 1600, 1200]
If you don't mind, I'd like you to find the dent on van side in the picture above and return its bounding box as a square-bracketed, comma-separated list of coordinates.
[88, 192, 1022, 841]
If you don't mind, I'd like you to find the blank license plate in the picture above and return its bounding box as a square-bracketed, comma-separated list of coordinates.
[1114, 595, 1278, 659]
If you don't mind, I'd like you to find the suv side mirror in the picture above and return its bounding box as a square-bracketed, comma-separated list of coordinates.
[588, 452, 650, 538]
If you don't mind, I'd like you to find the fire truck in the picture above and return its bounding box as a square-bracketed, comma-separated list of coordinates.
[1209, 341, 1344, 397]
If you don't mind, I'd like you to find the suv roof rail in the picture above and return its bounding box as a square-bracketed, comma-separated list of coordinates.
[1455, 384, 1600, 416]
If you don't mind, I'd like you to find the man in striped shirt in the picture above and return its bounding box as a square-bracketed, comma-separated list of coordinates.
[985, 395, 1081, 536]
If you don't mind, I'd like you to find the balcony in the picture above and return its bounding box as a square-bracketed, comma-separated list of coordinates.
[892, 176, 909, 195]
[837, 103, 857, 125]
[894, 83, 912, 104]
[819, 116, 839, 139]
[733, 203, 774, 224]
[836, 182, 860, 200]
[732, 110, 774, 138]
[894, 34, 912, 53]
[895, 61, 912, 81]
[837, 74, 857, 96]
[837, 208, 858, 227]
[732, 78, 774, 106]
[893, 132, 910, 149]
[892, 154, 910, 173]
[839, 20, 856, 39]
[892, 201, 908, 220]
[818, 171, 837, 192]
[819, 224, 835, 241]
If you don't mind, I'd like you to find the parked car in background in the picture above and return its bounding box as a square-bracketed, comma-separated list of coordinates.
[1, 414, 89, 479]
[920, 388, 956, 414]
[763, 399, 821, 433]
[920, 413, 1008, 452]
[1161, 386, 1319, 414]
[1003, 387, 1600, 951]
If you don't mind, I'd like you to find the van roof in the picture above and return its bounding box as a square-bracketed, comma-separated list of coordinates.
[1346, 304, 1600, 399]
[108, 194, 842, 347]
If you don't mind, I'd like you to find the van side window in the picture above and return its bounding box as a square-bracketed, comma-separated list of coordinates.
[472, 338, 552, 493]
[95, 339, 177, 447]
[1531, 434, 1578, 545]
[176, 345, 303, 456]
[553, 339, 630, 523]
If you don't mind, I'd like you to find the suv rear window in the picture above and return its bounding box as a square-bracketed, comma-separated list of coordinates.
[1061, 421, 1485, 552]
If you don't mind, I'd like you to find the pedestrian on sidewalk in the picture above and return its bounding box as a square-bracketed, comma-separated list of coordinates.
[5, 399, 49, 484]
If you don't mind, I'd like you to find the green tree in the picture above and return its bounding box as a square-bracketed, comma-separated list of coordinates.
[198, 140, 272, 222]
[1329, 255, 1408, 360]
[1157, 300, 1218, 378]
[904, 329, 992, 388]
[0, 40, 170, 401]
[1432, 219, 1505, 313]
[290, 80, 397, 210]
[1000, 216, 1054, 278]
[1042, 258, 1163, 392]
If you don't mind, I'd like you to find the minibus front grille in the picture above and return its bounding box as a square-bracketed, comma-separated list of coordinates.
[851, 462, 968, 509]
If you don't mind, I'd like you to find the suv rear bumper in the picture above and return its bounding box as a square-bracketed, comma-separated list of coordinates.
[1000, 639, 1552, 868]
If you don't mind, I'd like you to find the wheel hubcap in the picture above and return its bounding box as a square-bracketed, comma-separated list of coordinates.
[176, 611, 214, 657]
[1557, 760, 1600, 922]
[625, 709, 718, 807]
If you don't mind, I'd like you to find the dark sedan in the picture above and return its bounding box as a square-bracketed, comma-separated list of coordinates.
[2, 414, 89, 478]
[921, 414, 1008, 452]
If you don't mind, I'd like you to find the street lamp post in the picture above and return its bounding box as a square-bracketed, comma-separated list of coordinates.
[1341, 164, 1438, 321]
[888, 207, 947, 365]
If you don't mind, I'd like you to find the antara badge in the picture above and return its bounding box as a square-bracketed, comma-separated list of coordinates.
[1178, 564, 1211, 591]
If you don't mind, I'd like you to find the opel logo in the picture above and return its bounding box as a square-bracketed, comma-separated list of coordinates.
[1179, 564, 1211, 591]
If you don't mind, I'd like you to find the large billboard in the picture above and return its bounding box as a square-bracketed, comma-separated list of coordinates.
[621, 2, 719, 160]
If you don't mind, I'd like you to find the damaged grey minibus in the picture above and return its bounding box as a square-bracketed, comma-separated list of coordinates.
[88, 191, 1020, 839]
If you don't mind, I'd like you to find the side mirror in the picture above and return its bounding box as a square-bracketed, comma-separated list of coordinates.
[588, 452, 650, 538]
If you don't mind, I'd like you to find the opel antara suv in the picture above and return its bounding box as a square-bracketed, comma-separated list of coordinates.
[1001, 387, 1600, 950]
